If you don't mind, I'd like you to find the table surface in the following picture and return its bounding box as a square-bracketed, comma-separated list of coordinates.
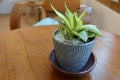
[0, 26, 120, 80]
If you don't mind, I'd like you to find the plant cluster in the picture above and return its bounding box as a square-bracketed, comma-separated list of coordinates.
[51, 4, 102, 43]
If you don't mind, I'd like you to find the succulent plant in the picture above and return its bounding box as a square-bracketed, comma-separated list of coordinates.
[51, 4, 102, 43]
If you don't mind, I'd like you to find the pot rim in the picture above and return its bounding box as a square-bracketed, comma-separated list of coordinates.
[52, 29, 95, 46]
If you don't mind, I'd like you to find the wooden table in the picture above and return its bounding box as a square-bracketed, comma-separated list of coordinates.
[0, 26, 120, 80]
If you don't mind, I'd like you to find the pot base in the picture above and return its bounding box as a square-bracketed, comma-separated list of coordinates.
[49, 49, 97, 77]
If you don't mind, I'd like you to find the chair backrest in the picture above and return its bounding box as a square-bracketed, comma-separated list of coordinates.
[10, 3, 24, 30]
[10, 1, 44, 30]
[44, 0, 81, 12]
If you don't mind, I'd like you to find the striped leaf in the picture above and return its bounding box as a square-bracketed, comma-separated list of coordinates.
[74, 12, 83, 28]
[50, 4, 71, 30]
[65, 3, 74, 29]
[83, 25, 102, 36]
[79, 11, 86, 20]
[79, 31, 88, 42]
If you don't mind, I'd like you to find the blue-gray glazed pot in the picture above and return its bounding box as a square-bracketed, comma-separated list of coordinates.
[52, 30, 95, 72]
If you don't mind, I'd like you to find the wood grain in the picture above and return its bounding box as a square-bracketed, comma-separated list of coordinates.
[44, 0, 81, 12]
[0, 26, 120, 80]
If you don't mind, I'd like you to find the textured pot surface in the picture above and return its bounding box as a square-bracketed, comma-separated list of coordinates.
[53, 30, 95, 72]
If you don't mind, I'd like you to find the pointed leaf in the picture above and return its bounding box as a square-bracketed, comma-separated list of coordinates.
[88, 32, 95, 38]
[50, 4, 71, 30]
[79, 11, 86, 20]
[79, 31, 88, 42]
[71, 30, 80, 37]
[83, 25, 102, 36]
[74, 12, 83, 28]
[65, 3, 74, 29]
[75, 26, 85, 32]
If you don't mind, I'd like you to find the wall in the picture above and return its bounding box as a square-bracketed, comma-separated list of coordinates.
[89, 0, 120, 35]
[82, 0, 91, 5]
[0, 0, 28, 14]
[0, 0, 14, 13]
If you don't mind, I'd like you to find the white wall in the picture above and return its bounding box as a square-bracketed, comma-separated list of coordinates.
[0, 0, 14, 13]
[89, 0, 120, 35]
[0, 0, 29, 14]
[82, 0, 91, 5]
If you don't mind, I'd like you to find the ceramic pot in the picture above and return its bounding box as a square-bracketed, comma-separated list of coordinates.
[52, 30, 95, 72]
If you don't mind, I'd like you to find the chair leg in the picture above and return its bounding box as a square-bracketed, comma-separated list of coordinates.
[39, 7, 46, 20]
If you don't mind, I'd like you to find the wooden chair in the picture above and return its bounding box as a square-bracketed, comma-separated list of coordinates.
[10, 1, 45, 30]
[10, 0, 91, 30]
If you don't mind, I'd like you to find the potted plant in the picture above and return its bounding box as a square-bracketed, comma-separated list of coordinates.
[51, 4, 102, 72]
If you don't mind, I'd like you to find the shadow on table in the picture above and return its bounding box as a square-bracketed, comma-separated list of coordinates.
[50, 68, 92, 80]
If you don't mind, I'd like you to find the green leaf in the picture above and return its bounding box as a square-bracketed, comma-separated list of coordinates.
[65, 11, 69, 19]
[71, 30, 80, 37]
[75, 26, 85, 32]
[57, 20, 67, 34]
[50, 3, 102, 42]
[79, 11, 86, 20]
[83, 25, 103, 36]
[88, 32, 95, 38]
[57, 20, 65, 28]
[74, 12, 83, 28]
[50, 4, 71, 30]
[65, 3, 74, 29]
[73, 12, 77, 27]
[79, 31, 88, 42]
[71, 30, 88, 42]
